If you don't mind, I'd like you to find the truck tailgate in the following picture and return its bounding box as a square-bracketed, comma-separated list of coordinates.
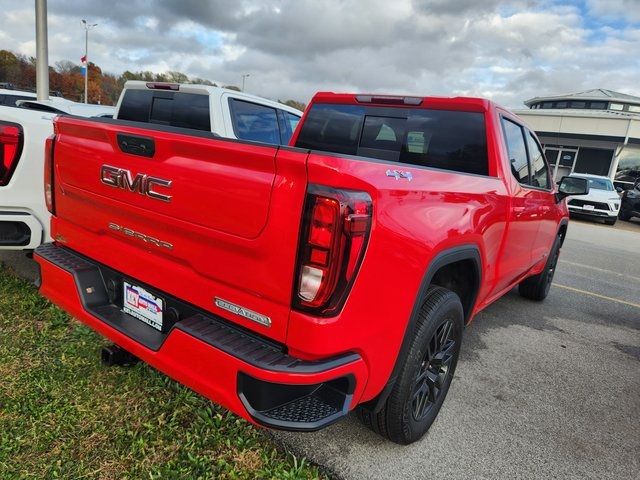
[51, 116, 309, 342]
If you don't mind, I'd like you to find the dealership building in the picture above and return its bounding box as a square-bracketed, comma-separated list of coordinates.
[514, 89, 640, 189]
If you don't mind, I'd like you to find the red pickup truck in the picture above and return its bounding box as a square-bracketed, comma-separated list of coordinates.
[34, 92, 588, 444]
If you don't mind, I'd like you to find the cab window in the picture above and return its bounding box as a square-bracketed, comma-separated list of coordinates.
[501, 118, 530, 184]
[526, 132, 550, 189]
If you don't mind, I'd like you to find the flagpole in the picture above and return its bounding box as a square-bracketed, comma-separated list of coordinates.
[81, 20, 97, 104]
[83, 25, 88, 103]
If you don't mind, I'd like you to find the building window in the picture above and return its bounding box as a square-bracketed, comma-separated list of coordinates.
[556, 101, 567, 108]
[589, 102, 607, 109]
[574, 148, 613, 176]
[610, 103, 624, 111]
[628, 105, 640, 113]
[542, 102, 553, 109]
[570, 101, 586, 108]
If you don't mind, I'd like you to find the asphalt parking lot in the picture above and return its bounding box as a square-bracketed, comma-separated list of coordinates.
[272, 218, 640, 479]
[1, 218, 639, 480]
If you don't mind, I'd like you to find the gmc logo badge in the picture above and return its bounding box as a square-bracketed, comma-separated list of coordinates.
[100, 165, 172, 202]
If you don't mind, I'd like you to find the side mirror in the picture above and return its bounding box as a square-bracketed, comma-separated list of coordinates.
[556, 176, 589, 203]
[615, 186, 623, 193]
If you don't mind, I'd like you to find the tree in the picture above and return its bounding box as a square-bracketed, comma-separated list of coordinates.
[0, 49, 247, 106]
[166, 71, 188, 83]
[280, 99, 306, 111]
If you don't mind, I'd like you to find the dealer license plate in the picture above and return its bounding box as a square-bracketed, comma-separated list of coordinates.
[583, 204, 595, 211]
[122, 281, 164, 331]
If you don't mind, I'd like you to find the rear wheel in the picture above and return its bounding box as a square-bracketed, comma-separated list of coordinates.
[619, 210, 631, 221]
[519, 234, 561, 301]
[356, 286, 463, 445]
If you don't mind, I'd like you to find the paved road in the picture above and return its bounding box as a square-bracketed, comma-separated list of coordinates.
[272, 219, 640, 480]
[2, 219, 639, 479]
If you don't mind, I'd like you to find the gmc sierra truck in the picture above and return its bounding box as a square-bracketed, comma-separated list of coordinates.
[34, 93, 588, 445]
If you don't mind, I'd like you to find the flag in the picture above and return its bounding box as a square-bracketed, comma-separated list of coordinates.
[80, 55, 87, 64]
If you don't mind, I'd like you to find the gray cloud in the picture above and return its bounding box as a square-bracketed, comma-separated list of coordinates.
[0, 0, 638, 107]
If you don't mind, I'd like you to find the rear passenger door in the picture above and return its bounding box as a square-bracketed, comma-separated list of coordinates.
[523, 129, 556, 262]
[496, 117, 540, 290]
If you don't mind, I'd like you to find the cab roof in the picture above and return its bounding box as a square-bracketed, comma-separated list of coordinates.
[309, 92, 495, 112]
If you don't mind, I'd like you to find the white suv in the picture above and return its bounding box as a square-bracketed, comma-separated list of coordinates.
[566, 174, 621, 226]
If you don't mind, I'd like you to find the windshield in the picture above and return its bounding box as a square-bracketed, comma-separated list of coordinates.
[574, 177, 614, 191]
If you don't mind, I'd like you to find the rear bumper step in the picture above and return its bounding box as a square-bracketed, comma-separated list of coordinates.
[34, 243, 367, 431]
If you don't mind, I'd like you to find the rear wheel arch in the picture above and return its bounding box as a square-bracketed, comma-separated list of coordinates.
[361, 244, 482, 413]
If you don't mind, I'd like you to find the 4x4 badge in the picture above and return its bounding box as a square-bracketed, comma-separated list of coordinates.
[386, 169, 413, 181]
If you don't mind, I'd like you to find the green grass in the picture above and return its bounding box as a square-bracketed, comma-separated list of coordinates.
[0, 266, 323, 480]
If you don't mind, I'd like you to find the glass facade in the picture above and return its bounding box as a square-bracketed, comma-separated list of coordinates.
[530, 100, 640, 113]
[615, 145, 640, 189]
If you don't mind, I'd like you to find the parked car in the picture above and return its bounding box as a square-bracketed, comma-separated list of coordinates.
[0, 87, 64, 107]
[0, 83, 301, 251]
[16, 98, 115, 117]
[619, 180, 640, 221]
[0, 87, 37, 107]
[114, 81, 302, 144]
[565, 174, 621, 225]
[34, 93, 588, 445]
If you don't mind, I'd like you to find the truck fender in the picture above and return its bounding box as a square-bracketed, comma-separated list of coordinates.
[364, 244, 482, 413]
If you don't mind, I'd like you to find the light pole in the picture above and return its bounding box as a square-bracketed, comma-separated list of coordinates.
[82, 19, 97, 104]
[35, 0, 49, 101]
[241, 74, 250, 92]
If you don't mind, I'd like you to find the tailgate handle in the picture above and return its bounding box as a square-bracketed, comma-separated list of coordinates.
[117, 134, 155, 158]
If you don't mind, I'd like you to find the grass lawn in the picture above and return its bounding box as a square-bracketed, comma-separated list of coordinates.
[0, 266, 323, 479]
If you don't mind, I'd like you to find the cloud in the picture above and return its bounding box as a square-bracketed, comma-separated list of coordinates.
[0, 0, 638, 107]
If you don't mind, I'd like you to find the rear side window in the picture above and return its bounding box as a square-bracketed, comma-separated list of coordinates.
[501, 118, 529, 184]
[295, 104, 488, 175]
[118, 89, 211, 131]
[229, 99, 280, 145]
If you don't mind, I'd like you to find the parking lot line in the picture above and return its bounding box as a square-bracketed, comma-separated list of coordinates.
[555, 283, 640, 309]
[559, 260, 640, 282]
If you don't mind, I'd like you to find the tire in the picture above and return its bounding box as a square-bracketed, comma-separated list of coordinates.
[518, 234, 561, 301]
[604, 218, 617, 226]
[356, 286, 464, 445]
[619, 210, 631, 221]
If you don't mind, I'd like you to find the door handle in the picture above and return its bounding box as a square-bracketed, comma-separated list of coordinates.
[117, 133, 155, 158]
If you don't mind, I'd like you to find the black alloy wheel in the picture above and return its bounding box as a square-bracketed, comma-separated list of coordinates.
[411, 320, 456, 421]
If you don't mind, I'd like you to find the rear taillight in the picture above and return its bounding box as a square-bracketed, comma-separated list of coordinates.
[44, 134, 56, 214]
[294, 185, 372, 316]
[0, 122, 23, 186]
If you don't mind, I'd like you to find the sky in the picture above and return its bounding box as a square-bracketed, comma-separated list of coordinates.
[1, 0, 639, 108]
